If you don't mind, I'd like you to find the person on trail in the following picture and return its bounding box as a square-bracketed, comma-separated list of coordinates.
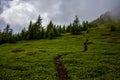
[84, 39, 88, 51]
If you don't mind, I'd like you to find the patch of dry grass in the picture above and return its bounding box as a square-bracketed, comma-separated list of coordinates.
[26, 51, 37, 56]
[11, 48, 25, 53]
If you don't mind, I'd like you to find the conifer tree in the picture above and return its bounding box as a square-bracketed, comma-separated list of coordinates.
[66, 24, 72, 32]
[4, 24, 13, 34]
[36, 15, 42, 39]
[48, 29, 55, 39]
[27, 15, 43, 39]
[28, 21, 33, 39]
[82, 21, 89, 31]
[21, 27, 28, 40]
[71, 16, 82, 35]
[62, 25, 66, 33]
[41, 27, 45, 38]
[46, 21, 54, 38]
[53, 26, 60, 37]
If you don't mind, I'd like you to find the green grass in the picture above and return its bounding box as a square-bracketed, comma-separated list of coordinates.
[0, 26, 120, 80]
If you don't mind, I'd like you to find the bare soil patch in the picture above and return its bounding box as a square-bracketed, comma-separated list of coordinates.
[11, 48, 25, 53]
[54, 55, 69, 80]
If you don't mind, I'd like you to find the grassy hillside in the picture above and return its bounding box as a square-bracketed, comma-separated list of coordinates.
[0, 25, 120, 80]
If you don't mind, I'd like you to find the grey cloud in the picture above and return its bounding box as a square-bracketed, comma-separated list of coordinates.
[49, 0, 120, 25]
[0, 0, 120, 33]
[0, 0, 11, 14]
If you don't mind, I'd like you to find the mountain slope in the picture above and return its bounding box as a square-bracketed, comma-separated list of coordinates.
[90, 7, 120, 26]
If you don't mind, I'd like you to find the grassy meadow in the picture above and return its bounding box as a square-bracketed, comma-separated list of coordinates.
[0, 25, 120, 80]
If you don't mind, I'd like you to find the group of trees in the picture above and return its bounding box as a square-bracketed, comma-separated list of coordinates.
[20, 16, 64, 40]
[0, 15, 90, 44]
[66, 16, 89, 35]
[0, 24, 16, 44]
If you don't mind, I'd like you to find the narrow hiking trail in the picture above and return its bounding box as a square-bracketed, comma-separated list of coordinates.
[54, 55, 69, 80]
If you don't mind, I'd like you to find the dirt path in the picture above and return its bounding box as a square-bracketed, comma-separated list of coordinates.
[54, 55, 69, 80]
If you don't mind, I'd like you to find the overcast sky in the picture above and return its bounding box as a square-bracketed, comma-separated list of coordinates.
[0, 0, 120, 32]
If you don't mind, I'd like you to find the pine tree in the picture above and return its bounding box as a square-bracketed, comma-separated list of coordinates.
[48, 29, 55, 39]
[53, 26, 60, 37]
[21, 27, 28, 40]
[36, 15, 42, 29]
[4, 24, 10, 33]
[27, 15, 43, 39]
[71, 16, 82, 35]
[66, 24, 72, 32]
[4, 24, 13, 34]
[62, 25, 66, 33]
[36, 15, 42, 39]
[46, 21, 54, 38]
[8, 35, 16, 43]
[41, 27, 45, 38]
[82, 21, 88, 31]
[28, 21, 33, 39]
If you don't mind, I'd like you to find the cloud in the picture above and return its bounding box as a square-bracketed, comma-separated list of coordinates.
[0, 0, 120, 33]
[0, 0, 39, 32]
[0, 0, 62, 32]
[51, 0, 120, 25]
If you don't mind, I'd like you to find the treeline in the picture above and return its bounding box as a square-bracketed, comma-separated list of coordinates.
[20, 16, 63, 40]
[66, 16, 89, 34]
[0, 15, 90, 44]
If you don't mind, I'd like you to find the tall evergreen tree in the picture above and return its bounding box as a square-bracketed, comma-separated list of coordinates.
[48, 29, 55, 39]
[46, 21, 59, 39]
[4, 24, 13, 34]
[21, 27, 28, 40]
[62, 25, 66, 33]
[28, 21, 33, 39]
[35, 15, 42, 39]
[47, 21, 54, 31]
[53, 26, 61, 37]
[46, 21, 54, 38]
[66, 24, 72, 32]
[36, 15, 42, 29]
[27, 15, 43, 39]
[71, 16, 82, 35]
[41, 27, 45, 38]
[82, 21, 89, 31]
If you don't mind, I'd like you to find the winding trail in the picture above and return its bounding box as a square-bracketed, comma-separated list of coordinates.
[54, 55, 69, 80]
